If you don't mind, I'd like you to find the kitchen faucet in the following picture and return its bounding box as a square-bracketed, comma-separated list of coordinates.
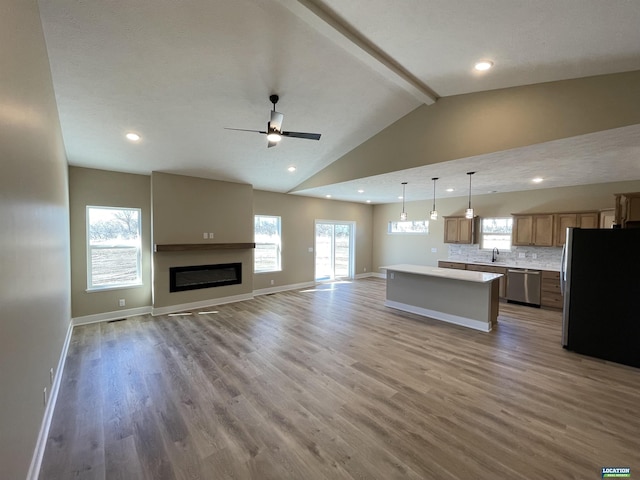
[492, 247, 500, 262]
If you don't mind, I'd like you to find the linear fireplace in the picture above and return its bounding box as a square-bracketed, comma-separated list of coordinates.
[169, 263, 242, 292]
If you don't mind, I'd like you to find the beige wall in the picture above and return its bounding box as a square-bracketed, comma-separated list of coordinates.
[0, 1, 71, 478]
[372, 180, 640, 270]
[151, 172, 254, 308]
[253, 190, 373, 290]
[69, 167, 152, 318]
[294, 71, 640, 191]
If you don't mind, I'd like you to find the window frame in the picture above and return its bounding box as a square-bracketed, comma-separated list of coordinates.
[86, 206, 143, 291]
[254, 214, 282, 273]
[480, 217, 513, 251]
[387, 220, 429, 235]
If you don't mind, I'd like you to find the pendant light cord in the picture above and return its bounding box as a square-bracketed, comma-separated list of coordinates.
[432, 177, 438, 211]
[402, 182, 407, 214]
[467, 172, 475, 209]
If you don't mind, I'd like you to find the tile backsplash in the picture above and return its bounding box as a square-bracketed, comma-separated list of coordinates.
[447, 244, 562, 269]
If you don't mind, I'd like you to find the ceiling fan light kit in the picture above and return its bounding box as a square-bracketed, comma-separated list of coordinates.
[225, 94, 321, 148]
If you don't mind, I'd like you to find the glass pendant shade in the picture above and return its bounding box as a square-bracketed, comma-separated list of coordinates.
[400, 211, 407, 221]
[430, 177, 439, 220]
[466, 172, 475, 219]
[400, 182, 408, 220]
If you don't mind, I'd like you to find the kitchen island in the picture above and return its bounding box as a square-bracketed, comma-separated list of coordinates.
[381, 264, 502, 332]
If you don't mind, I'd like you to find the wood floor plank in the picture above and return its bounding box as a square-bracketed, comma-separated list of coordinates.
[40, 278, 640, 479]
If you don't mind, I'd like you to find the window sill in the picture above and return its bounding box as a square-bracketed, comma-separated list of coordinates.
[255, 270, 282, 274]
[86, 283, 144, 293]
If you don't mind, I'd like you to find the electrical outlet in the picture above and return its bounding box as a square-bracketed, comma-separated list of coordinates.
[43, 387, 47, 406]
[364, 267, 367, 272]
[308, 247, 313, 253]
[390, 272, 395, 279]
[518, 252, 526, 258]
[119, 299, 125, 307]
[203, 232, 208, 239]
[270, 279, 274, 285]
[209, 232, 214, 239]
[50, 368, 54, 385]
[431, 247, 437, 253]
[532, 253, 537, 259]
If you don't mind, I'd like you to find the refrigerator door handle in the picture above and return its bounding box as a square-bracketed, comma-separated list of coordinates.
[560, 243, 567, 296]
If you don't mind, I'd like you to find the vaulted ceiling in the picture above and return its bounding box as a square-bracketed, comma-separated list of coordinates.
[38, 0, 640, 203]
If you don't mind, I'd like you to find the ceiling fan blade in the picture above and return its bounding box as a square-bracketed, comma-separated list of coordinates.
[270, 111, 284, 132]
[267, 140, 278, 148]
[281, 131, 321, 140]
[224, 127, 267, 134]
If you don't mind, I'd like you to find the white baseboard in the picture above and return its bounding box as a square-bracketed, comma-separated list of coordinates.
[253, 280, 316, 296]
[370, 272, 386, 279]
[384, 299, 491, 332]
[27, 319, 74, 480]
[151, 292, 254, 316]
[72, 306, 153, 326]
[354, 272, 376, 279]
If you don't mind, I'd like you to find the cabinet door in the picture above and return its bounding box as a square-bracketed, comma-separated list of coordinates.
[578, 212, 598, 229]
[457, 218, 473, 244]
[626, 195, 640, 222]
[444, 217, 459, 243]
[555, 213, 577, 246]
[512, 216, 533, 246]
[599, 209, 615, 228]
[533, 214, 554, 246]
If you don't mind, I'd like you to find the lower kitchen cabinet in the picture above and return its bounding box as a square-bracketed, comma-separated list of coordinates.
[437, 261, 467, 270]
[541, 270, 563, 309]
[466, 264, 507, 298]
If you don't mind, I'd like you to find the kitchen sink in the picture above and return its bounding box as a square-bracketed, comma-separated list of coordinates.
[473, 260, 505, 265]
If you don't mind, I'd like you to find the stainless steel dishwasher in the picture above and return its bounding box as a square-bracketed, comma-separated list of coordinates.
[506, 269, 541, 306]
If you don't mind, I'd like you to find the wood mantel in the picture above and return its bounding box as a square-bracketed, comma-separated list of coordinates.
[154, 243, 256, 252]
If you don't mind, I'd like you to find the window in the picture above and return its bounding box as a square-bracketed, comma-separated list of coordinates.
[388, 220, 429, 234]
[87, 206, 142, 290]
[481, 217, 513, 250]
[254, 215, 281, 272]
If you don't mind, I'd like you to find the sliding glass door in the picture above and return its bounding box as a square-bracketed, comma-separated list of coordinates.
[315, 221, 355, 281]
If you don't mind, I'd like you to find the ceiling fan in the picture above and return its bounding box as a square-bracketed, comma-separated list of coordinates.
[225, 94, 321, 148]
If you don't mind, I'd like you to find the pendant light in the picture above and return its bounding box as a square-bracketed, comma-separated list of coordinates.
[465, 172, 475, 219]
[400, 182, 408, 220]
[430, 177, 439, 220]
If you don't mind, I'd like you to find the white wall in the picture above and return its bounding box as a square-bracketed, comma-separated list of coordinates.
[0, 1, 71, 478]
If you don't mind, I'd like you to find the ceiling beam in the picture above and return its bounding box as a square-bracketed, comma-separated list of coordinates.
[276, 0, 438, 105]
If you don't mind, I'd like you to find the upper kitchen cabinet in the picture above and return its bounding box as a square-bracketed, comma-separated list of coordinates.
[615, 192, 640, 228]
[443, 216, 477, 244]
[512, 214, 554, 246]
[554, 212, 599, 246]
[599, 208, 615, 229]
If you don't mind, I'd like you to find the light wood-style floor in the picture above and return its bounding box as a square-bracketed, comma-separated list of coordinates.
[40, 278, 640, 479]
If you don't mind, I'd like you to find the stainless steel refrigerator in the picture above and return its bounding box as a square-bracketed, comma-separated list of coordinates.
[561, 227, 640, 368]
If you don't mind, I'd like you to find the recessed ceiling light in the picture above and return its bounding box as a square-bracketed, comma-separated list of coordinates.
[474, 60, 494, 71]
[532, 177, 544, 183]
[446, 188, 454, 192]
[398, 196, 403, 200]
[357, 189, 364, 193]
[366, 200, 371, 203]
[287, 166, 296, 172]
[326, 194, 332, 198]
[125, 132, 141, 141]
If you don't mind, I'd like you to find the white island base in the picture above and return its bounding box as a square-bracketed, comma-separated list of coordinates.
[382, 264, 502, 332]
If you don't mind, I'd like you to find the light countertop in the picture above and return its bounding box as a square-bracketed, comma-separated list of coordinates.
[380, 264, 503, 283]
[442, 260, 561, 272]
